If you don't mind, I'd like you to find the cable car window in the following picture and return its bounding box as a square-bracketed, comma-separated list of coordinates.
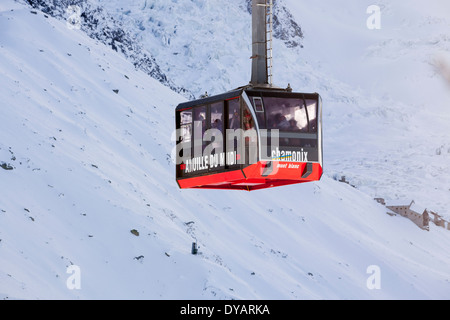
[243, 105, 255, 131]
[243, 103, 258, 164]
[211, 102, 224, 133]
[181, 110, 192, 124]
[294, 105, 308, 132]
[228, 99, 240, 129]
[265, 97, 290, 130]
[253, 97, 264, 112]
[180, 110, 192, 143]
[306, 100, 318, 133]
[193, 106, 206, 157]
[263, 97, 318, 148]
[209, 102, 224, 171]
[264, 97, 317, 133]
[250, 96, 266, 129]
[193, 107, 206, 126]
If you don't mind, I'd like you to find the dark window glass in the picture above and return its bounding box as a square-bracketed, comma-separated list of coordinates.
[193, 106, 206, 157]
[253, 97, 264, 112]
[210, 102, 223, 133]
[208, 102, 224, 167]
[250, 97, 266, 129]
[226, 98, 240, 164]
[228, 99, 240, 129]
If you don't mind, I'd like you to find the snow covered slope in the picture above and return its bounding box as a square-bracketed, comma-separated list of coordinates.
[29, 0, 450, 218]
[1, 1, 450, 300]
[284, 0, 450, 218]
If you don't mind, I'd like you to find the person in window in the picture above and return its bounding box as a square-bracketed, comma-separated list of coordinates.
[212, 118, 223, 133]
[210, 118, 223, 153]
[271, 113, 280, 128]
[229, 110, 240, 129]
[288, 119, 300, 132]
[273, 113, 289, 130]
[243, 108, 254, 130]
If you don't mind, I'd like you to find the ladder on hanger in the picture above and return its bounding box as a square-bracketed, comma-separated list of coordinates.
[265, 0, 274, 86]
[253, 0, 274, 87]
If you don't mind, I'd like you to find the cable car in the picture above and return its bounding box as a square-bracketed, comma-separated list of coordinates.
[175, 0, 323, 191]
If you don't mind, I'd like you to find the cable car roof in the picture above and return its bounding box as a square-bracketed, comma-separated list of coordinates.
[176, 89, 243, 111]
[176, 87, 321, 112]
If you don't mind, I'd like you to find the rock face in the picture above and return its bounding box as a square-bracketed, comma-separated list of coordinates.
[24, 0, 304, 99]
[245, 0, 304, 48]
[0, 163, 14, 170]
[25, 0, 192, 98]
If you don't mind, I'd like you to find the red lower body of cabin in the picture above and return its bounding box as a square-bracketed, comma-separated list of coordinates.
[177, 162, 323, 191]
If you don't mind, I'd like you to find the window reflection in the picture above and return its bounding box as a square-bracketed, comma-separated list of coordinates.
[306, 101, 317, 132]
[264, 97, 317, 133]
[180, 110, 192, 143]
[193, 106, 206, 156]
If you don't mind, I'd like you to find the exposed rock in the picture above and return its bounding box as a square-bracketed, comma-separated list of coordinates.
[0, 163, 14, 170]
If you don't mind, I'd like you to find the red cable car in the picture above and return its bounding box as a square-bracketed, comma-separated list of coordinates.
[175, 87, 323, 190]
[175, 0, 323, 191]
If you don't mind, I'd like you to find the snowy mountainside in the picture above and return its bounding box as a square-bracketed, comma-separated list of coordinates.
[28, 0, 450, 218]
[1, 1, 450, 300]
[284, 0, 450, 218]
[23, 0, 307, 98]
